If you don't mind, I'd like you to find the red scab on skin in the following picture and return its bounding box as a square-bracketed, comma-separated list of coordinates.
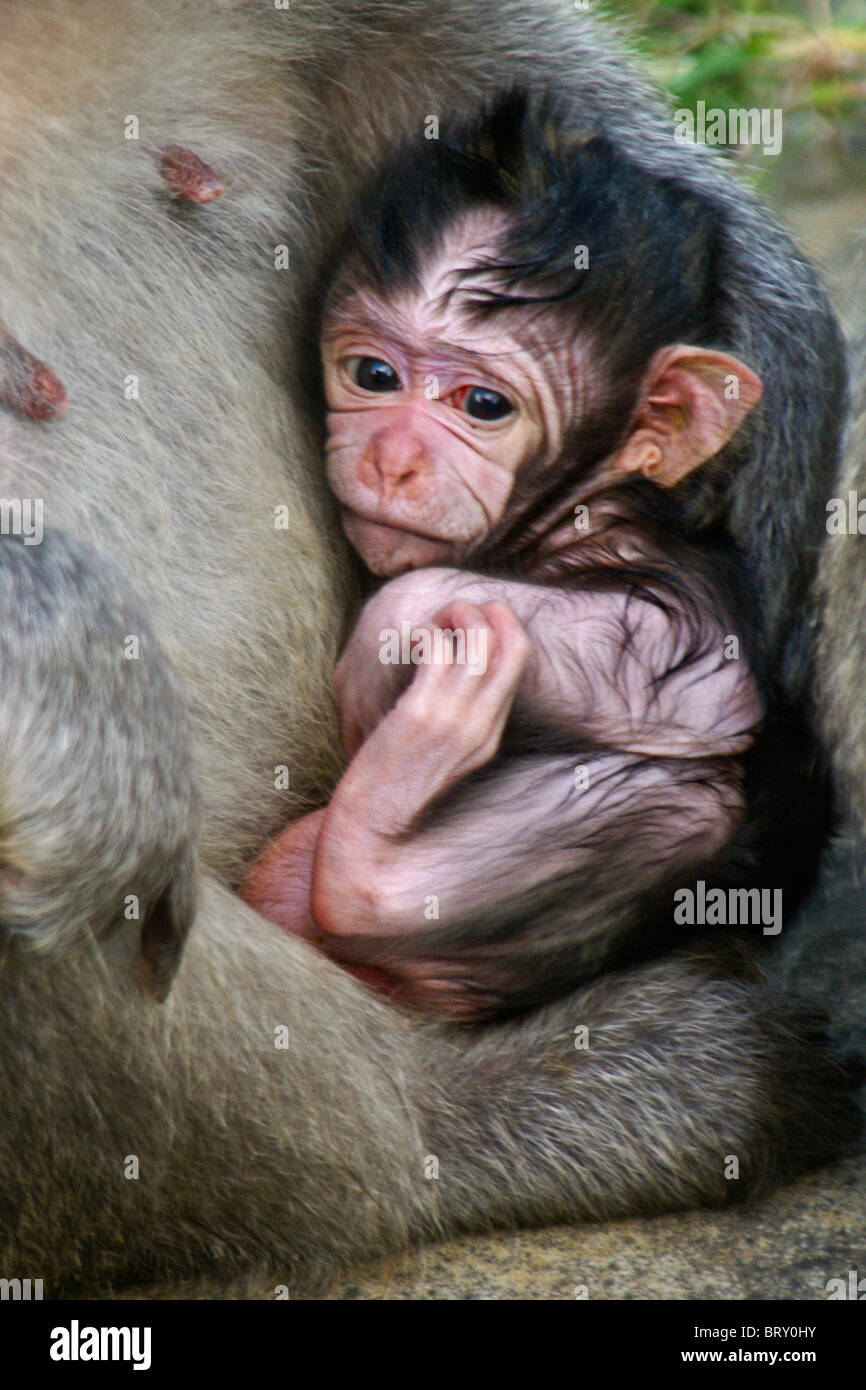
[0, 322, 68, 421]
[159, 145, 226, 204]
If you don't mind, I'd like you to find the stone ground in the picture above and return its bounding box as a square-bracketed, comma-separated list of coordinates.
[326, 1159, 866, 1299]
[322, 188, 866, 1302]
[324, 841, 866, 1300]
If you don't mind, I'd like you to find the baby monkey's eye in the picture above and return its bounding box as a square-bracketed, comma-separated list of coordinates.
[457, 386, 514, 421]
[346, 356, 401, 392]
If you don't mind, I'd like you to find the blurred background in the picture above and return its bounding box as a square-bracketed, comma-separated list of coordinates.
[608, 0, 866, 321]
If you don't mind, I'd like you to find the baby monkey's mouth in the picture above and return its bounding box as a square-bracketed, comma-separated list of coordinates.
[339, 508, 462, 576]
[344, 508, 440, 541]
[339, 504, 472, 548]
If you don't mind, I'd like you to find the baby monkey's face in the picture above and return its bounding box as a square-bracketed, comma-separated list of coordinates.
[320, 216, 567, 576]
[320, 214, 763, 578]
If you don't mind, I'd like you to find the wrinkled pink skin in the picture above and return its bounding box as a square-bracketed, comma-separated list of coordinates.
[241, 228, 764, 1017]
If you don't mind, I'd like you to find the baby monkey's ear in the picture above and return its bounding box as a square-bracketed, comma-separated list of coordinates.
[612, 345, 763, 488]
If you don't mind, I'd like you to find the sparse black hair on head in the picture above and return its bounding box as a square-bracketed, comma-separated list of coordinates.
[324, 88, 720, 386]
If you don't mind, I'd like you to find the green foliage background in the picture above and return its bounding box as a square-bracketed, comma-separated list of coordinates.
[605, 0, 866, 188]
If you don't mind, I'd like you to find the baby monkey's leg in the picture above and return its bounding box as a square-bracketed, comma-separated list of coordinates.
[239, 600, 527, 943]
[324, 747, 746, 1018]
[240, 808, 325, 940]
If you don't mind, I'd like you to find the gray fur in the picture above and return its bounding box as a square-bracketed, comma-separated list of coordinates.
[1, 894, 855, 1294]
[0, 0, 856, 1294]
[0, 533, 198, 968]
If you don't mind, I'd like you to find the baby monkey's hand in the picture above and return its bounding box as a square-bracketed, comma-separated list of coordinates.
[334, 567, 470, 757]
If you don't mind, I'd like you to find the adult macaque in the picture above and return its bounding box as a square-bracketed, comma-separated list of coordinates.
[242, 96, 768, 1018]
[0, 0, 858, 1295]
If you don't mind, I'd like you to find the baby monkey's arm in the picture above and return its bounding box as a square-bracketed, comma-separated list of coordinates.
[337, 565, 762, 761]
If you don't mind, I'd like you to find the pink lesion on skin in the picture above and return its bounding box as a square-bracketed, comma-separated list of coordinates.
[159, 146, 226, 203]
[0, 322, 68, 422]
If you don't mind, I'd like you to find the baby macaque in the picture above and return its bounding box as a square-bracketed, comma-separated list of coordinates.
[241, 92, 767, 1019]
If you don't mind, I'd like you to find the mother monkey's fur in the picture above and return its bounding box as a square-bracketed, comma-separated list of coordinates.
[0, 0, 857, 1295]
